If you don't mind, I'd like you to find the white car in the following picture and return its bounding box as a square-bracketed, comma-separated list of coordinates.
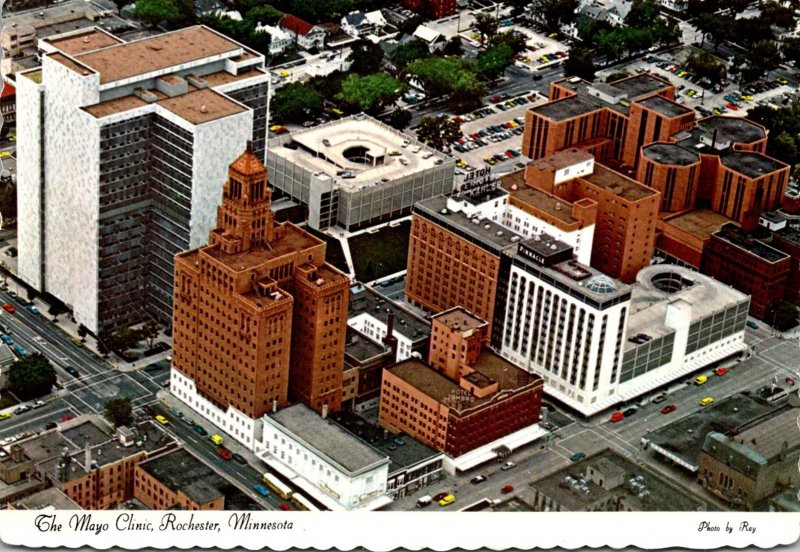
[411, 145, 421, 153]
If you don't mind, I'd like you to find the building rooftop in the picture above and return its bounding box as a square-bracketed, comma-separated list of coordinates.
[328, 411, 442, 475]
[388, 351, 538, 412]
[642, 142, 700, 167]
[71, 26, 243, 84]
[414, 195, 522, 254]
[525, 149, 594, 172]
[712, 223, 790, 264]
[44, 28, 124, 56]
[532, 95, 601, 122]
[348, 286, 430, 342]
[3, 0, 102, 34]
[267, 404, 390, 475]
[660, 209, 732, 241]
[733, 408, 800, 461]
[627, 264, 749, 346]
[609, 73, 672, 99]
[697, 116, 766, 147]
[645, 394, 783, 472]
[636, 95, 692, 118]
[138, 448, 223, 504]
[270, 115, 450, 189]
[506, 185, 587, 228]
[433, 307, 486, 333]
[10, 487, 81, 510]
[719, 152, 787, 179]
[522, 449, 708, 511]
[197, 66, 267, 87]
[344, 326, 390, 365]
[580, 163, 658, 202]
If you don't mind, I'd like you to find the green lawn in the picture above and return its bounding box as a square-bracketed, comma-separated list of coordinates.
[348, 221, 411, 282]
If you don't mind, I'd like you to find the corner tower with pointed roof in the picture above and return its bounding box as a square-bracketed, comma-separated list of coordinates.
[171, 145, 350, 450]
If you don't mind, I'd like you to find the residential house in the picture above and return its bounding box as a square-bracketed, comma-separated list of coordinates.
[279, 14, 328, 51]
[340, 10, 387, 38]
[255, 23, 293, 55]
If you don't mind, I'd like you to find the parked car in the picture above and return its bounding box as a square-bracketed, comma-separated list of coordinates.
[570, 452, 586, 462]
[610, 411, 624, 423]
[694, 375, 708, 385]
[0, 412, 11, 421]
[279, 503, 292, 511]
[217, 447, 233, 461]
[2, 303, 15, 314]
[438, 494, 456, 506]
[470, 475, 487, 485]
[623, 408, 637, 417]
[233, 453, 248, 465]
[44, 421, 58, 430]
[254, 484, 270, 497]
[501, 461, 516, 471]
[699, 397, 714, 407]
[65, 366, 79, 378]
[13, 405, 30, 415]
[786, 377, 796, 386]
[155, 415, 169, 425]
[661, 404, 677, 414]
[714, 367, 729, 376]
[501, 485, 514, 494]
[59, 415, 76, 423]
[192, 424, 208, 437]
[652, 394, 667, 404]
[433, 492, 449, 502]
[26, 304, 39, 315]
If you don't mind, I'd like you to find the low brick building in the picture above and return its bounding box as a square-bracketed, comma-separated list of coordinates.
[134, 448, 225, 510]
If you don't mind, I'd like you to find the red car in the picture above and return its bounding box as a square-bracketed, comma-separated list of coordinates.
[217, 447, 233, 461]
[59, 415, 76, 423]
[279, 503, 292, 511]
[610, 411, 624, 423]
[501, 485, 514, 494]
[726, 102, 739, 110]
[2, 304, 15, 314]
[714, 367, 729, 376]
[490, 95, 502, 103]
[661, 405, 676, 415]
[787, 377, 796, 386]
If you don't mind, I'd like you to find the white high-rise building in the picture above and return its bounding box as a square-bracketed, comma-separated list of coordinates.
[17, 25, 270, 333]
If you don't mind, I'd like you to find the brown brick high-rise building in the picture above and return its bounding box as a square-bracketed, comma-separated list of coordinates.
[171, 143, 350, 448]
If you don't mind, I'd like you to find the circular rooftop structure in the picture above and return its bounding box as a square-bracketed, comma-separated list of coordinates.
[642, 143, 700, 167]
[585, 275, 618, 294]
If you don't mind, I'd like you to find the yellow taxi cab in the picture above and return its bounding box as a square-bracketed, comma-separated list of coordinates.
[438, 494, 455, 506]
[694, 375, 708, 385]
[548, 33, 558, 38]
[332, 108, 345, 116]
[280, 70, 290, 78]
[269, 125, 283, 132]
[0, 412, 11, 420]
[0, 152, 10, 159]
[70, 337, 83, 347]
[699, 397, 714, 407]
[155, 415, 169, 425]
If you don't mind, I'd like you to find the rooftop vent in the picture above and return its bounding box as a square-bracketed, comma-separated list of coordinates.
[200, 105, 208, 114]
[497, 231, 504, 236]
[484, 224, 491, 229]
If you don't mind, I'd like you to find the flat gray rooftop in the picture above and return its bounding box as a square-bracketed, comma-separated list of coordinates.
[521, 449, 708, 511]
[713, 223, 789, 263]
[637, 95, 692, 118]
[645, 393, 783, 471]
[720, 152, 786, 179]
[532, 95, 601, 122]
[344, 327, 389, 365]
[139, 448, 223, 504]
[328, 411, 441, 474]
[415, 195, 522, 253]
[348, 286, 430, 342]
[268, 404, 389, 475]
[698, 116, 766, 146]
[10, 487, 80, 510]
[610, 73, 671, 99]
[642, 143, 700, 166]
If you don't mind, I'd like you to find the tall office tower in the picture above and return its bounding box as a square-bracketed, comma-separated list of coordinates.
[17, 25, 269, 333]
[171, 144, 350, 449]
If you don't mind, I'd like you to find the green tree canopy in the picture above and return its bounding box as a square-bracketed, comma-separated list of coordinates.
[112, 0, 133, 14]
[103, 397, 134, 428]
[490, 30, 527, 55]
[416, 116, 462, 151]
[100, 326, 141, 355]
[336, 73, 406, 114]
[393, 40, 430, 69]
[538, 0, 579, 30]
[564, 47, 596, 81]
[383, 108, 412, 130]
[243, 4, 283, 26]
[473, 12, 499, 44]
[9, 353, 56, 400]
[476, 43, 515, 80]
[135, 0, 195, 29]
[272, 82, 324, 123]
[139, 320, 161, 349]
[443, 37, 464, 56]
[748, 101, 800, 167]
[772, 302, 799, 331]
[347, 41, 385, 76]
[684, 50, 727, 84]
[404, 56, 485, 111]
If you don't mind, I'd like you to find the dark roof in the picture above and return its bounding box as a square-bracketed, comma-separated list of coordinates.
[642, 143, 700, 167]
[636, 95, 692, 118]
[344, 326, 389, 365]
[609, 73, 672, 99]
[139, 449, 222, 504]
[532, 95, 601, 122]
[697, 116, 766, 146]
[348, 286, 430, 342]
[344, 12, 366, 25]
[719, 152, 787, 179]
[713, 223, 789, 263]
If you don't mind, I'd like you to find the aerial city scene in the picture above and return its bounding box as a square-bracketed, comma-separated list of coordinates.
[0, 0, 798, 517]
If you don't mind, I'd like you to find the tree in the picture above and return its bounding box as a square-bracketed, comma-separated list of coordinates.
[760, 1, 796, 29]
[383, 108, 412, 130]
[336, 73, 406, 114]
[77, 325, 88, 338]
[490, 30, 527, 55]
[112, 0, 132, 14]
[684, 50, 727, 85]
[473, 12, 499, 44]
[443, 37, 464, 56]
[272, 83, 323, 123]
[139, 320, 161, 349]
[393, 40, 430, 69]
[416, 116, 462, 151]
[396, 13, 422, 35]
[605, 71, 630, 83]
[538, 0, 579, 30]
[347, 41, 385, 76]
[783, 37, 800, 66]
[243, 4, 283, 26]
[135, 0, 195, 29]
[772, 302, 799, 331]
[0, 183, 16, 219]
[564, 47, 596, 81]
[476, 43, 515, 80]
[103, 327, 141, 355]
[8, 353, 56, 400]
[744, 40, 782, 81]
[103, 398, 134, 429]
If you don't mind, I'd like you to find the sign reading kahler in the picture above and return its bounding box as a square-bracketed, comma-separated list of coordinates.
[1, 511, 798, 549]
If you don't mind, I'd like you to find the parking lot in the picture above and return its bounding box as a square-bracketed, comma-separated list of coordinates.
[509, 25, 570, 73]
[597, 47, 797, 119]
[450, 91, 544, 173]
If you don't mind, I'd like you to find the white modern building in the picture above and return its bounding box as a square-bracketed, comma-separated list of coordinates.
[494, 235, 749, 415]
[254, 23, 293, 55]
[258, 404, 393, 511]
[266, 114, 455, 231]
[16, 25, 270, 333]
